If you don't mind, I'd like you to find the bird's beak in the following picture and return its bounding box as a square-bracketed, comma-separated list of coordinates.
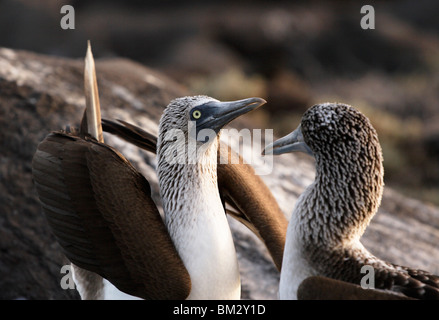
[196, 97, 266, 137]
[262, 124, 314, 156]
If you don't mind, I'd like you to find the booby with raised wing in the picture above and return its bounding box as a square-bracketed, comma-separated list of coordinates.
[32, 43, 287, 299]
[264, 102, 439, 300]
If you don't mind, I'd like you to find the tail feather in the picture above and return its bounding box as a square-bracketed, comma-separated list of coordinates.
[81, 40, 103, 143]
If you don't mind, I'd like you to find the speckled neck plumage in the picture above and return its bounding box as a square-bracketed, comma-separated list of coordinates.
[158, 137, 220, 234]
[297, 103, 384, 247]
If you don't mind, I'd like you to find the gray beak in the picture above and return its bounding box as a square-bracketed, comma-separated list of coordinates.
[263, 124, 314, 156]
[195, 97, 266, 141]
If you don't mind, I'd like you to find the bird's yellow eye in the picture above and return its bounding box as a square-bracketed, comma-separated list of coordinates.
[192, 110, 202, 119]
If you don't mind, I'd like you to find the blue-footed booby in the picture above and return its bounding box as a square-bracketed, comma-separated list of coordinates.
[264, 102, 439, 300]
[32, 43, 287, 299]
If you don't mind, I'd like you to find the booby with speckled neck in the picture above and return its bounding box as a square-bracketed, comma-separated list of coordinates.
[264, 103, 439, 300]
[32, 43, 287, 300]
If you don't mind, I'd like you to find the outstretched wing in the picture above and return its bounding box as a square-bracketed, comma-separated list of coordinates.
[102, 119, 288, 271]
[32, 131, 191, 300]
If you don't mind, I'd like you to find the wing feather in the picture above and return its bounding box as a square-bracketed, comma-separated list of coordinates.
[32, 132, 191, 299]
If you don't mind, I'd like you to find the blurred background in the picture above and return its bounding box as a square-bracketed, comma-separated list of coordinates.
[1, 0, 438, 206]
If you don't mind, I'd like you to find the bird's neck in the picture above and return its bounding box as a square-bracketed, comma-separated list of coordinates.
[157, 139, 220, 215]
[158, 140, 221, 229]
[156, 141, 240, 299]
[295, 153, 384, 248]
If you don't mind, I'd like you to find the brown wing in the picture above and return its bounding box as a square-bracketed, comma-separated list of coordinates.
[297, 276, 413, 300]
[379, 263, 439, 299]
[309, 246, 439, 300]
[342, 250, 439, 300]
[32, 131, 191, 300]
[217, 143, 287, 271]
[102, 119, 157, 153]
[101, 119, 288, 271]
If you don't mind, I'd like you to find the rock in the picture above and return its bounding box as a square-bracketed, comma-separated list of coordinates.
[1, 47, 438, 300]
[265, 71, 312, 115]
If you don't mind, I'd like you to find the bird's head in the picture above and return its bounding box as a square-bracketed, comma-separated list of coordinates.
[264, 103, 384, 243]
[158, 95, 266, 165]
[264, 103, 382, 167]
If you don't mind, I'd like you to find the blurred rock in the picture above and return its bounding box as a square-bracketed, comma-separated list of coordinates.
[265, 71, 311, 115]
[425, 131, 439, 159]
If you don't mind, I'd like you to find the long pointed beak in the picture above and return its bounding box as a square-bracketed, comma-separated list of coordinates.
[196, 97, 266, 134]
[263, 124, 314, 156]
